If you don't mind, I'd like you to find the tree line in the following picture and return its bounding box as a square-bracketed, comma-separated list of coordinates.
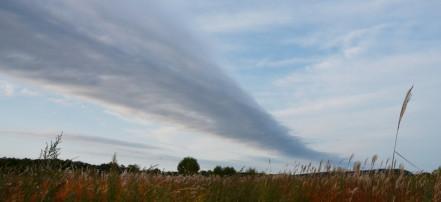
[0, 156, 259, 176]
[0, 134, 259, 176]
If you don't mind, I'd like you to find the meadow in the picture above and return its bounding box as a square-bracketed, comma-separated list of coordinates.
[1, 154, 440, 201]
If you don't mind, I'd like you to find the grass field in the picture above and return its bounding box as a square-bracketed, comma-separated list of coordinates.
[1, 157, 440, 201]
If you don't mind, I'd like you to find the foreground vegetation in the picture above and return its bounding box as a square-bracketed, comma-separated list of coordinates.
[1, 155, 441, 201]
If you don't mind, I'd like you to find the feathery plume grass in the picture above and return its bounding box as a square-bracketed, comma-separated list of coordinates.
[392, 85, 413, 169]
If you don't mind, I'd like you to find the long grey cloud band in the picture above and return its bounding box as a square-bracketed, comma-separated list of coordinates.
[0, 1, 336, 161]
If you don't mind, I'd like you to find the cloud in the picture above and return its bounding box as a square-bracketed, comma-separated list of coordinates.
[268, 47, 441, 167]
[0, 130, 156, 151]
[0, 80, 16, 96]
[0, 79, 39, 96]
[20, 88, 40, 96]
[0, 1, 335, 161]
[48, 97, 76, 107]
[197, 10, 292, 33]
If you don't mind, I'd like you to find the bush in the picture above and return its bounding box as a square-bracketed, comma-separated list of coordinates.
[126, 164, 141, 173]
[213, 166, 236, 176]
[245, 168, 257, 175]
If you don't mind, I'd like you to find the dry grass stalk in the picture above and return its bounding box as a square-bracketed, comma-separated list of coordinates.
[2, 157, 440, 201]
[392, 85, 413, 169]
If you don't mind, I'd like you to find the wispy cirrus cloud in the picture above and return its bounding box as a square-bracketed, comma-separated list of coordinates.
[196, 10, 293, 33]
[0, 130, 156, 151]
[0, 80, 16, 96]
[0, 80, 39, 97]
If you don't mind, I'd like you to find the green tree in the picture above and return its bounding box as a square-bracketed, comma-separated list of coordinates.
[127, 164, 140, 173]
[223, 166, 236, 176]
[177, 157, 200, 175]
[213, 166, 223, 176]
[213, 166, 236, 176]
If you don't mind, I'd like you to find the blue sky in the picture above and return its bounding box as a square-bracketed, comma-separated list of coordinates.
[1, 0, 441, 172]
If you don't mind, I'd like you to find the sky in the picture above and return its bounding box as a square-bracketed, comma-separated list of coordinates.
[1, 0, 440, 173]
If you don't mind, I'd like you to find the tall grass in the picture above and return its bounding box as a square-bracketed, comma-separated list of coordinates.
[392, 85, 414, 169]
[1, 156, 440, 201]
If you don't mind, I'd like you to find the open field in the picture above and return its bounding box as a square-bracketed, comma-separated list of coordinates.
[1, 158, 440, 201]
